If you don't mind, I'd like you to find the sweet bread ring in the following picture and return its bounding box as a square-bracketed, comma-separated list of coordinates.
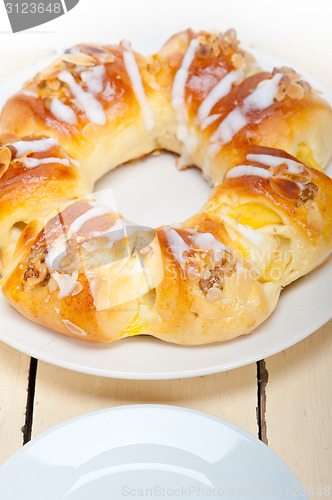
[1, 29, 332, 344]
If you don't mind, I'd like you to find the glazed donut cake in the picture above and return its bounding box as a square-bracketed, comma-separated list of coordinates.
[1, 29, 332, 344]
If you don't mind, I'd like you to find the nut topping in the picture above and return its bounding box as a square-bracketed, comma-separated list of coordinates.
[38, 67, 60, 82]
[300, 182, 318, 202]
[199, 258, 236, 294]
[71, 282, 83, 296]
[101, 53, 115, 64]
[199, 265, 224, 293]
[202, 269, 211, 279]
[185, 257, 203, 281]
[231, 52, 245, 69]
[0, 147, 12, 179]
[269, 159, 318, 204]
[48, 79, 61, 91]
[285, 81, 304, 100]
[23, 253, 49, 291]
[206, 287, 223, 302]
[48, 275, 59, 293]
[62, 53, 97, 67]
[273, 67, 311, 102]
[269, 177, 302, 201]
[195, 29, 240, 60]
[273, 163, 311, 185]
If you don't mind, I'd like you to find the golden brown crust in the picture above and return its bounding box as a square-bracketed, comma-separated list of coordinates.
[0, 135, 89, 273]
[154, 29, 257, 96]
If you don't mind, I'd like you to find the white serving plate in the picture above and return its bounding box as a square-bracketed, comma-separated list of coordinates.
[0, 405, 308, 499]
[0, 38, 331, 379]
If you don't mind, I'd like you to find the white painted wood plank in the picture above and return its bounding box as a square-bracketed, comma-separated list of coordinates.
[0, 343, 30, 466]
[265, 321, 332, 493]
[32, 363, 258, 438]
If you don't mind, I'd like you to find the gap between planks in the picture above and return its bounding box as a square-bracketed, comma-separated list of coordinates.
[257, 359, 269, 445]
[22, 357, 38, 445]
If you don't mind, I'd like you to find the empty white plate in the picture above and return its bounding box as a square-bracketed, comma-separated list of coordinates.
[0, 405, 308, 499]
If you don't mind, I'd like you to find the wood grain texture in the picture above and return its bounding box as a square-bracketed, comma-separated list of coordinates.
[0, 342, 30, 465]
[32, 363, 258, 438]
[265, 321, 332, 493]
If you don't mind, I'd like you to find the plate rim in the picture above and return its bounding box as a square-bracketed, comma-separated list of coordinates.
[0, 403, 307, 496]
[0, 289, 331, 380]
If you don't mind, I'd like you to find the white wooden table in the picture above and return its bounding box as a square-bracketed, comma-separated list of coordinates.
[0, 44, 331, 497]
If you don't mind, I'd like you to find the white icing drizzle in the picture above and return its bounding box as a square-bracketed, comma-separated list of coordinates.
[172, 39, 199, 110]
[120, 39, 131, 51]
[163, 226, 235, 269]
[81, 65, 105, 94]
[211, 107, 247, 147]
[226, 165, 272, 179]
[122, 50, 154, 131]
[200, 114, 221, 131]
[190, 232, 232, 261]
[162, 226, 190, 268]
[10, 138, 58, 157]
[244, 73, 283, 111]
[62, 319, 87, 337]
[50, 98, 78, 125]
[58, 70, 106, 126]
[68, 157, 81, 168]
[246, 153, 303, 173]
[20, 157, 70, 169]
[69, 202, 111, 234]
[209, 73, 283, 153]
[45, 238, 68, 272]
[52, 270, 79, 299]
[197, 70, 243, 126]
[171, 39, 200, 156]
[283, 163, 303, 175]
[21, 90, 39, 98]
